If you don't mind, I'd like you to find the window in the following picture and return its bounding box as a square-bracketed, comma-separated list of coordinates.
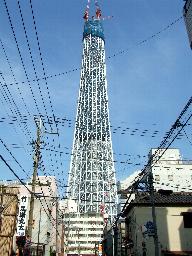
[154, 175, 160, 181]
[168, 175, 173, 181]
[182, 212, 192, 228]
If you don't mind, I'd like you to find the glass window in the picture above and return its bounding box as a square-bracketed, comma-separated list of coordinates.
[182, 212, 192, 228]
[155, 175, 160, 181]
[168, 175, 173, 181]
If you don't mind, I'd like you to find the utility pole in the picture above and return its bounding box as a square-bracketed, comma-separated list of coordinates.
[0, 185, 4, 233]
[56, 199, 59, 256]
[27, 118, 42, 238]
[148, 172, 159, 256]
[36, 207, 42, 256]
[77, 228, 80, 256]
[112, 227, 115, 256]
[60, 213, 65, 256]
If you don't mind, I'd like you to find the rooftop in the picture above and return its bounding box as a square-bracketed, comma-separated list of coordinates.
[122, 191, 192, 216]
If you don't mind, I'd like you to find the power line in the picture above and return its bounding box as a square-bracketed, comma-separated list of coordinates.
[0, 153, 61, 238]
[0, 154, 33, 195]
[3, 0, 42, 116]
[28, 3, 66, 191]
[183, 128, 192, 147]
[115, 96, 192, 227]
[3, 15, 182, 88]
[107, 16, 183, 60]
[0, 121, 58, 222]
[15, 0, 67, 190]
[154, 180, 192, 192]
[0, 137, 30, 179]
[0, 38, 32, 124]
[29, 0, 58, 131]
[0, 78, 30, 139]
[16, 0, 55, 134]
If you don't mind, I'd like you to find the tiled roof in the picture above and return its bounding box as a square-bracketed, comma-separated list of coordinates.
[135, 191, 192, 204]
[122, 191, 192, 216]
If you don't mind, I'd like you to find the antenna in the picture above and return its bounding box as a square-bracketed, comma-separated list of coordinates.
[94, 0, 113, 21]
[83, 0, 113, 21]
[83, 0, 90, 21]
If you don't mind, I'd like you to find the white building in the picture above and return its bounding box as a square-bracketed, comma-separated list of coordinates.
[59, 199, 104, 256]
[149, 148, 192, 192]
[119, 148, 192, 194]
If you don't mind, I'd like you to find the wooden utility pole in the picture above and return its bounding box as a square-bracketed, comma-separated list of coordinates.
[36, 207, 42, 256]
[27, 118, 42, 238]
[56, 198, 59, 255]
[0, 185, 4, 232]
[148, 172, 159, 256]
[60, 213, 65, 256]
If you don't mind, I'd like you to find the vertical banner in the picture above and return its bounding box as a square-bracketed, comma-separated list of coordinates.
[16, 195, 28, 236]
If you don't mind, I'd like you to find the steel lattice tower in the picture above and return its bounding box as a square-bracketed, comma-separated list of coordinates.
[67, 8, 117, 221]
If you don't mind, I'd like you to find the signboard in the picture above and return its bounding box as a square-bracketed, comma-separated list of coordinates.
[16, 195, 28, 236]
[144, 221, 155, 237]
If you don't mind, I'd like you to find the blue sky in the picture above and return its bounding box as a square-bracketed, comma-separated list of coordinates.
[0, 0, 192, 195]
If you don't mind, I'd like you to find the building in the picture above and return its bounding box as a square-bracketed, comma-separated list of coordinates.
[28, 176, 58, 255]
[65, 212, 104, 255]
[116, 149, 192, 255]
[149, 148, 192, 192]
[183, 0, 192, 49]
[59, 200, 105, 256]
[119, 148, 192, 194]
[117, 171, 140, 214]
[122, 191, 192, 255]
[12, 176, 58, 255]
[65, 3, 118, 256]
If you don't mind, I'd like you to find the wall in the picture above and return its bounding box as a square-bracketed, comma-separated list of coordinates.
[18, 176, 58, 254]
[125, 206, 192, 255]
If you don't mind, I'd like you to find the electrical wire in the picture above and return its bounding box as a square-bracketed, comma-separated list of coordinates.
[0, 72, 31, 139]
[0, 119, 58, 215]
[14, 0, 66, 195]
[0, 38, 32, 133]
[28, 1, 66, 191]
[4, 15, 182, 88]
[16, 0, 55, 134]
[3, 0, 42, 116]
[0, 154, 33, 195]
[112, 96, 192, 228]
[154, 181, 192, 192]
[0, 137, 30, 179]
[29, 0, 57, 130]
[0, 79, 31, 140]
[183, 128, 192, 147]
[0, 153, 61, 238]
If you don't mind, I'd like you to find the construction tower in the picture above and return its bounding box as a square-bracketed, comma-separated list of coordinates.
[65, 2, 118, 255]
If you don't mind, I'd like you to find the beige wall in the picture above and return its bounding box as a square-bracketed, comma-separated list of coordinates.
[18, 176, 58, 252]
[126, 206, 192, 255]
